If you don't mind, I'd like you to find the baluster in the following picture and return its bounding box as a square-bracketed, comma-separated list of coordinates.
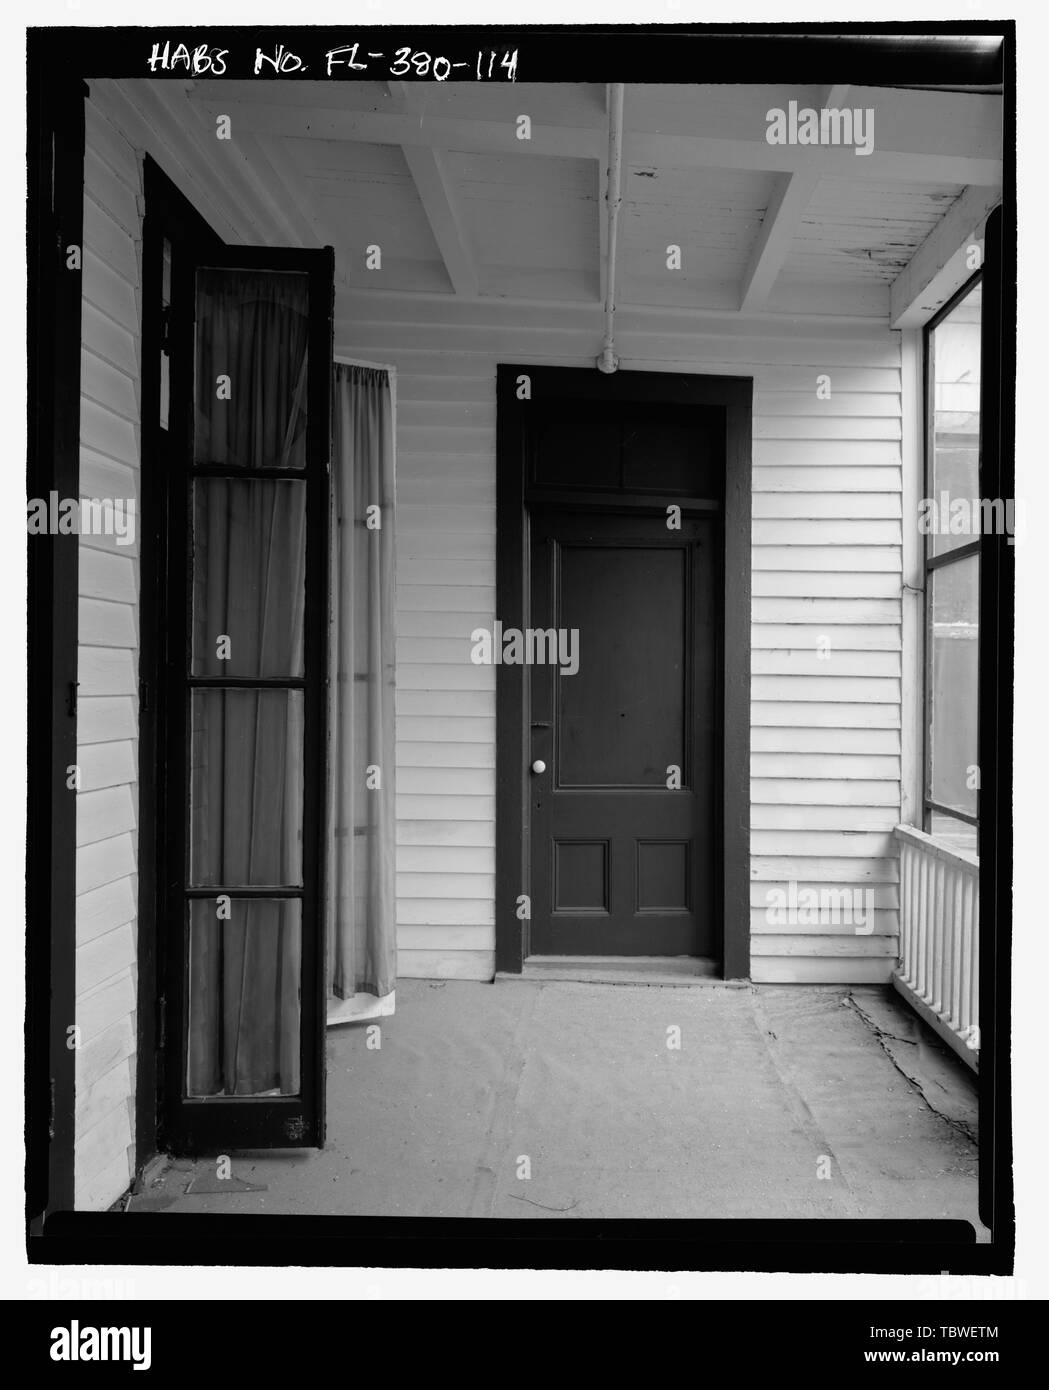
[970, 879, 980, 1048]
[947, 866, 960, 1030]
[932, 858, 946, 1014]
[959, 872, 974, 1036]
[919, 850, 931, 1000]
[912, 848, 923, 995]
[909, 845, 918, 985]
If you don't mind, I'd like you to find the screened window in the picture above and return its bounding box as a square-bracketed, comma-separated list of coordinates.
[923, 277, 981, 853]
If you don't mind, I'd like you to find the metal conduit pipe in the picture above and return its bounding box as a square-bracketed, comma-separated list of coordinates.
[596, 82, 625, 374]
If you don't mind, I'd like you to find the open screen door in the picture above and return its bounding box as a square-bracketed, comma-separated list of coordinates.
[154, 213, 333, 1152]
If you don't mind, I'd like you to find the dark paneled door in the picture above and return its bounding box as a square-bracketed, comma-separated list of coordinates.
[529, 510, 717, 956]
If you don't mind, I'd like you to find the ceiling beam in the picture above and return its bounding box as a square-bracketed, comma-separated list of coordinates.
[739, 170, 819, 313]
[890, 184, 1002, 328]
[627, 82, 1000, 183]
[399, 146, 480, 298]
[332, 283, 892, 342]
[193, 97, 601, 159]
[622, 130, 999, 187]
[387, 82, 479, 298]
[189, 90, 1002, 186]
[733, 82, 850, 313]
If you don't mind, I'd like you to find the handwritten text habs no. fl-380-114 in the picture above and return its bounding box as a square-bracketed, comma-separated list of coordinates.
[146, 40, 518, 84]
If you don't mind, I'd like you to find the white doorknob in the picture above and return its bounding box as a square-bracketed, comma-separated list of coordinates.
[531, 759, 546, 775]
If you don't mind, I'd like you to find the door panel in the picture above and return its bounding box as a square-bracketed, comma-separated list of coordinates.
[558, 544, 686, 786]
[529, 510, 717, 957]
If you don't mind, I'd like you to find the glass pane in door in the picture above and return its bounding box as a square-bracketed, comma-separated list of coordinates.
[190, 478, 306, 677]
[186, 898, 302, 1097]
[188, 688, 305, 888]
[194, 269, 309, 469]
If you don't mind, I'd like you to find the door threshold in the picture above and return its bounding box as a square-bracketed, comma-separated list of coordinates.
[501, 956, 745, 987]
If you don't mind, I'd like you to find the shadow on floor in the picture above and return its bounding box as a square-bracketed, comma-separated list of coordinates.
[132, 980, 980, 1224]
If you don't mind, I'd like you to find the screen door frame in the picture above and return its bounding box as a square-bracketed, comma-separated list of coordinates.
[142, 159, 333, 1155]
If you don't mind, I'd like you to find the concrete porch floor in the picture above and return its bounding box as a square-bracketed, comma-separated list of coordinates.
[134, 980, 980, 1224]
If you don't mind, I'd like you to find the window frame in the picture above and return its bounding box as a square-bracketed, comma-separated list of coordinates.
[921, 268, 984, 842]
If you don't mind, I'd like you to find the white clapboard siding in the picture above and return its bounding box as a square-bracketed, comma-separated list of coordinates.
[383, 352, 499, 977]
[397, 740, 495, 768]
[76, 697, 137, 747]
[752, 727, 900, 755]
[753, 572, 899, 597]
[753, 596, 898, 624]
[751, 910, 899, 935]
[751, 330, 902, 987]
[76, 1054, 133, 1136]
[753, 466, 902, 495]
[751, 753, 901, 779]
[750, 882, 899, 907]
[752, 625, 900, 651]
[751, 856, 899, 883]
[393, 487, 496, 923]
[753, 701, 899, 728]
[76, 739, 137, 793]
[334, 296, 903, 987]
[76, 923, 137, 997]
[76, 877, 137, 947]
[74, 92, 142, 1211]
[752, 935, 898, 956]
[75, 785, 137, 846]
[752, 806, 899, 830]
[751, 778, 901, 807]
[753, 651, 901, 677]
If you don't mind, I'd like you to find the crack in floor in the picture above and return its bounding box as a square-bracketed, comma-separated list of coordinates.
[844, 993, 978, 1147]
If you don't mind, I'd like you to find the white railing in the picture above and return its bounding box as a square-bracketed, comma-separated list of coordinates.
[893, 825, 979, 1071]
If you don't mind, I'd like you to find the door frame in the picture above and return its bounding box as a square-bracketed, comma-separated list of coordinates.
[26, 56, 86, 1220]
[495, 365, 752, 979]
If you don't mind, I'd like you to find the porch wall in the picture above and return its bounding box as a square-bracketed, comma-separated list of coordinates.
[334, 295, 904, 985]
[74, 97, 143, 1209]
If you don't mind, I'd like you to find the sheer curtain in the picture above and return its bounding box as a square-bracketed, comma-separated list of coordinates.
[326, 362, 398, 1024]
[193, 268, 309, 471]
[187, 271, 309, 1097]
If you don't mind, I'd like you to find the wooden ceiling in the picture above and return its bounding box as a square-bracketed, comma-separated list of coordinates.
[109, 79, 1003, 325]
